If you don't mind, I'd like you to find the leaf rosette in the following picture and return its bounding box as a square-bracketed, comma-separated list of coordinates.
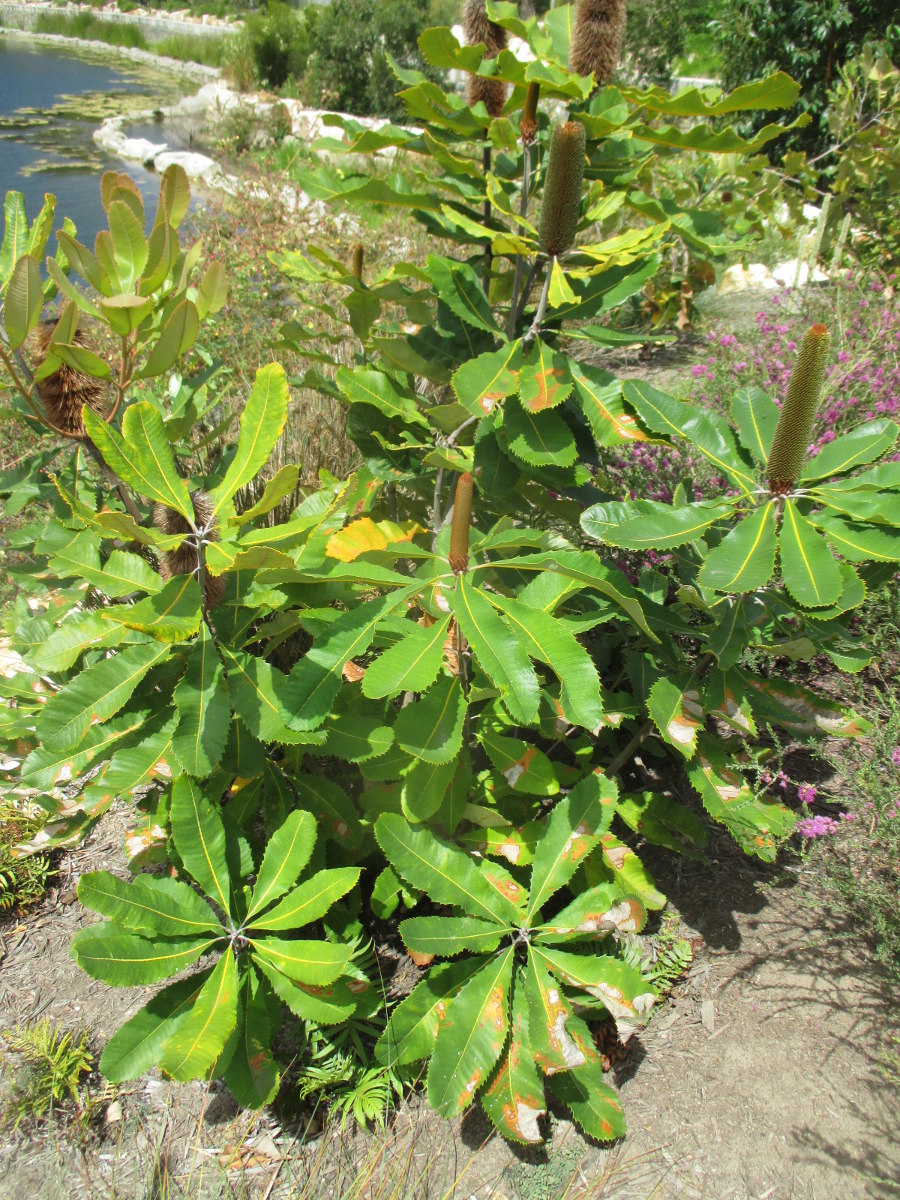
[373, 772, 654, 1143]
[72, 780, 362, 1106]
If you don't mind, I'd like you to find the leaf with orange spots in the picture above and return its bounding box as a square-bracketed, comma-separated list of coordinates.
[526, 770, 618, 922]
[687, 734, 795, 862]
[482, 975, 545, 1143]
[374, 957, 485, 1068]
[587, 832, 667, 910]
[535, 947, 655, 1042]
[518, 338, 573, 412]
[523, 952, 586, 1076]
[548, 1056, 626, 1141]
[223, 969, 280, 1109]
[647, 675, 705, 760]
[480, 730, 559, 796]
[427, 948, 513, 1116]
[535, 882, 646, 942]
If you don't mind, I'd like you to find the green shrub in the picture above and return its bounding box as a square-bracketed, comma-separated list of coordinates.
[239, 1, 310, 91]
[299, 0, 456, 118]
[714, 0, 899, 154]
[0, 7, 897, 1144]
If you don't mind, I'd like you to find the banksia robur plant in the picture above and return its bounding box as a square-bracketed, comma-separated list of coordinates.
[29, 320, 108, 437]
[448, 472, 474, 573]
[766, 323, 831, 493]
[462, 0, 508, 118]
[520, 81, 540, 145]
[538, 121, 586, 258]
[153, 490, 225, 609]
[351, 243, 364, 281]
[569, 0, 626, 87]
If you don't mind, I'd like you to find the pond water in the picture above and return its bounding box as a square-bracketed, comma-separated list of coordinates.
[0, 36, 194, 253]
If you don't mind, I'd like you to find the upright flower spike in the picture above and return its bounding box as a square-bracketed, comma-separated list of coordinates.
[538, 121, 587, 258]
[520, 82, 540, 145]
[766, 323, 831, 493]
[448, 473, 474, 574]
[569, 0, 627, 87]
[462, 0, 508, 118]
[351, 243, 364, 281]
[154, 490, 225, 609]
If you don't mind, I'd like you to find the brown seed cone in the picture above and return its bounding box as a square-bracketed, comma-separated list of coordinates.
[569, 0, 627, 87]
[448, 473, 474, 574]
[30, 320, 110, 436]
[538, 121, 587, 258]
[153, 490, 225, 609]
[462, 0, 506, 55]
[462, 0, 508, 118]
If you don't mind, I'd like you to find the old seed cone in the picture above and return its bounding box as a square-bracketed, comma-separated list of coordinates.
[153, 490, 225, 609]
[569, 0, 627, 87]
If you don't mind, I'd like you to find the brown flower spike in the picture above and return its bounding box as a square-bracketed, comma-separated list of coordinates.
[766, 323, 831, 493]
[569, 0, 627, 87]
[538, 121, 587, 258]
[448, 473, 474, 574]
[30, 320, 109, 437]
[463, 0, 508, 118]
[153, 491, 225, 609]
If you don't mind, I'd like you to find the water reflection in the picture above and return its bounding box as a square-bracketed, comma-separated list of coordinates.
[0, 37, 192, 250]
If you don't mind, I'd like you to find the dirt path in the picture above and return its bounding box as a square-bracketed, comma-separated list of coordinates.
[0, 811, 896, 1200]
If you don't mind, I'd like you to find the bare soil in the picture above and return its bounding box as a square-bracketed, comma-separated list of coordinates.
[0, 802, 896, 1200]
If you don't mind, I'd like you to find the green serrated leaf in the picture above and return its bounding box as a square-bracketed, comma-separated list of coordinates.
[800, 419, 899, 482]
[400, 915, 506, 957]
[779, 500, 843, 608]
[394, 674, 466, 764]
[71, 925, 216, 986]
[172, 624, 231, 777]
[362, 615, 449, 699]
[211, 364, 290, 514]
[731, 386, 779, 462]
[250, 936, 351, 986]
[427, 947, 513, 1116]
[375, 813, 520, 925]
[36, 642, 169, 752]
[455, 575, 539, 724]
[698, 502, 777, 593]
[77, 871, 221, 938]
[83, 402, 193, 519]
[170, 774, 233, 918]
[223, 969, 280, 1108]
[245, 810, 316, 921]
[248, 867, 360, 932]
[375, 957, 486, 1067]
[502, 395, 578, 467]
[527, 771, 618, 922]
[158, 949, 238, 1082]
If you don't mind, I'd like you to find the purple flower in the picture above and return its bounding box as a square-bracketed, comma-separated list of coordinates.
[798, 784, 818, 805]
[891, 748, 900, 767]
[796, 814, 839, 838]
